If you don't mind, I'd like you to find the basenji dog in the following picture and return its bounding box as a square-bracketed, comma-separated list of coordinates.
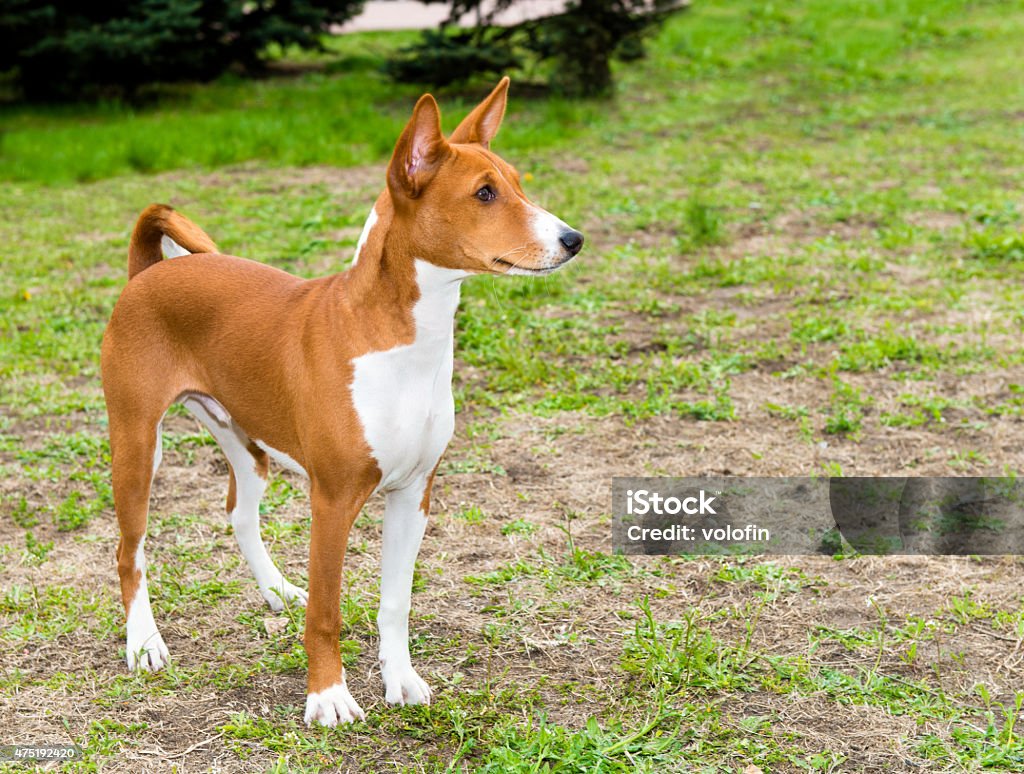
[101, 78, 583, 726]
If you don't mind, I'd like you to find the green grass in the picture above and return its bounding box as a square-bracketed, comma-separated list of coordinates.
[0, 33, 602, 185]
[3, 0, 1024, 770]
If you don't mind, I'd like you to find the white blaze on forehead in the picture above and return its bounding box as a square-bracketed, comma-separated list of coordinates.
[351, 207, 379, 265]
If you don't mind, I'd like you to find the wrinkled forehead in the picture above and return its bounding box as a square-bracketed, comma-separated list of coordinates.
[446, 144, 524, 192]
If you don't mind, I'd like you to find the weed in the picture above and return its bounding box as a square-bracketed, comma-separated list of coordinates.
[823, 376, 871, 437]
[3, 0, 1024, 768]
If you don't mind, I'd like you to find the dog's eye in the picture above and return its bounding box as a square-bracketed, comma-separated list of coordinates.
[475, 186, 496, 202]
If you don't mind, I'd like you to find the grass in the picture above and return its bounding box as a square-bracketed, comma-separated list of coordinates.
[2, 0, 1024, 770]
[0, 34, 602, 185]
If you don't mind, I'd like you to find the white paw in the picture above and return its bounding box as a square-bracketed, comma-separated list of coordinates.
[126, 631, 169, 672]
[381, 659, 432, 706]
[260, 579, 308, 612]
[304, 682, 366, 727]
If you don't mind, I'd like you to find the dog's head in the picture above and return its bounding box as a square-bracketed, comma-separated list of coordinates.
[385, 78, 583, 276]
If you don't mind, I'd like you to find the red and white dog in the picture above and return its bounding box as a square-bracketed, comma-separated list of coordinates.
[101, 78, 583, 726]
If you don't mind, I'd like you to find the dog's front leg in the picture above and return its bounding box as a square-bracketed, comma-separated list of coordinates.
[378, 473, 434, 706]
[303, 480, 374, 727]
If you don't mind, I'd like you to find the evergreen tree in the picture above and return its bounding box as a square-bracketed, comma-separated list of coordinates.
[386, 0, 683, 96]
[0, 0, 363, 100]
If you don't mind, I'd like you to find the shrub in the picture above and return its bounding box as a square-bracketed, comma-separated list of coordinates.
[386, 0, 684, 97]
[0, 0, 364, 101]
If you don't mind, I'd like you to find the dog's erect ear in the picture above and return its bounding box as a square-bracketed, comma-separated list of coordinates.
[388, 94, 451, 199]
[448, 77, 510, 148]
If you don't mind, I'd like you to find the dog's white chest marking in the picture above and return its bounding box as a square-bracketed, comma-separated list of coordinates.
[351, 260, 467, 492]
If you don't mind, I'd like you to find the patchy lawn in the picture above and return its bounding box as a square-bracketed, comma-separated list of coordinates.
[2, 0, 1024, 771]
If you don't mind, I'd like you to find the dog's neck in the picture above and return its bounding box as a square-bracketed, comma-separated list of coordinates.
[342, 193, 467, 348]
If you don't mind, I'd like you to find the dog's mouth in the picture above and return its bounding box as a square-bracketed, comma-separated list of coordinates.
[493, 256, 572, 275]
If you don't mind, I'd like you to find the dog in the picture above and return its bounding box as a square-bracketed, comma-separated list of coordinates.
[101, 78, 584, 726]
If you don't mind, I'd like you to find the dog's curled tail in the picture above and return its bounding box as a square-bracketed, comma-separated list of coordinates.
[128, 204, 219, 279]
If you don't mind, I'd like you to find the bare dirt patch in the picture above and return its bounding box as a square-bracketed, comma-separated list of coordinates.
[5, 396, 1023, 771]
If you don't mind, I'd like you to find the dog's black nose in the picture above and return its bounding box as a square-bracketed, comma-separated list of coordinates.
[559, 230, 584, 256]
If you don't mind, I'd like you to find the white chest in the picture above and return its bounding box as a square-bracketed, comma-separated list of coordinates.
[350, 261, 466, 493]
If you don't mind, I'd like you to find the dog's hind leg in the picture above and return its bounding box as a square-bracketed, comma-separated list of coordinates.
[183, 396, 307, 611]
[110, 413, 170, 672]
